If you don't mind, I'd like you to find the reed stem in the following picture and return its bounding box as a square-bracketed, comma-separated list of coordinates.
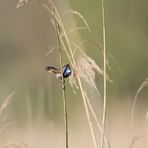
[56, 23, 69, 148]
[100, 0, 107, 147]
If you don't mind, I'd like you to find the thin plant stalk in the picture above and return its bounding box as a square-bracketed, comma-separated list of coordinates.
[43, 2, 98, 147]
[17, 1, 103, 148]
[50, 0, 69, 147]
[56, 24, 69, 148]
[84, 92, 110, 148]
[47, 3, 98, 148]
[56, 18, 69, 148]
[129, 130, 146, 148]
[77, 78, 98, 148]
[42, 3, 74, 67]
[131, 78, 148, 139]
[145, 112, 148, 148]
[100, 0, 107, 147]
[0, 91, 15, 119]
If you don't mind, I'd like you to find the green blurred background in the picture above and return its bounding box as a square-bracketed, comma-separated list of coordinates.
[0, 0, 148, 147]
[70, 0, 148, 94]
[0, 0, 148, 128]
[0, 0, 147, 96]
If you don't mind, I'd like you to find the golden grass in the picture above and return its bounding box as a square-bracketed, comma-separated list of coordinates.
[130, 77, 148, 146]
[9, 1, 148, 148]
[15, 0, 109, 148]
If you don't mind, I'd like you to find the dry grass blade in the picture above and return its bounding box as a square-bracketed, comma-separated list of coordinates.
[76, 54, 102, 97]
[51, 4, 76, 67]
[145, 111, 148, 147]
[62, 10, 91, 32]
[0, 91, 15, 119]
[16, 0, 29, 9]
[42, 2, 101, 148]
[2, 141, 27, 148]
[56, 25, 69, 148]
[129, 130, 147, 148]
[84, 92, 111, 148]
[0, 91, 15, 141]
[41, 3, 74, 67]
[69, 27, 88, 34]
[70, 40, 104, 84]
[100, 0, 107, 147]
[52, 6, 99, 148]
[131, 78, 148, 135]
[77, 78, 98, 148]
[46, 46, 56, 56]
[75, 54, 103, 148]
[50, 0, 69, 147]
[71, 41, 103, 75]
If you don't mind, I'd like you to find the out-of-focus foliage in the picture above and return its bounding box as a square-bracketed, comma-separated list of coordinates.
[69, 0, 148, 96]
[0, 0, 148, 148]
[0, 0, 147, 117]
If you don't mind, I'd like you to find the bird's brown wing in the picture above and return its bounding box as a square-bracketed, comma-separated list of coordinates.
[45, 66, 61, 74]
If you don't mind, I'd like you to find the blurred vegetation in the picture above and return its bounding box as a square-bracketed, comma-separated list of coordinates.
[0, 1, 148, 148]
[69, 0, 148, 96]
[0, 0, 148, 119]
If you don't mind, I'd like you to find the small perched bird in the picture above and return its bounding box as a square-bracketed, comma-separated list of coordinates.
[45, 64, 72, 79]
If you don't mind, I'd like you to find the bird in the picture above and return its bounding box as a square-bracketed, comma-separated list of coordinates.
[45, 64, 72, 79]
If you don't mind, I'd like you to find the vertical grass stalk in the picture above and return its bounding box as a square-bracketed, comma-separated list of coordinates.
[43, 1, 98, 147]
[0, 91, 15, 119]
[100, 0, 107, 147]
[56, 19, 69, 148]
[50, 0, 69, 147]
[77, 78, 98, 148]
[84, 92, 110, 148]
[131, 78, 148, 139]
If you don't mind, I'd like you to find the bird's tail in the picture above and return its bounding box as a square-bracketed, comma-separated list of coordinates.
[45, 66, 57, 71]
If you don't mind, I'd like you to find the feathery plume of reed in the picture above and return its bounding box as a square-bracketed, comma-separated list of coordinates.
[76, 54, 103, 97]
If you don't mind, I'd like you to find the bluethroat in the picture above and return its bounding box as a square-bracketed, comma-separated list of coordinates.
[45, 64, 72, 79]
